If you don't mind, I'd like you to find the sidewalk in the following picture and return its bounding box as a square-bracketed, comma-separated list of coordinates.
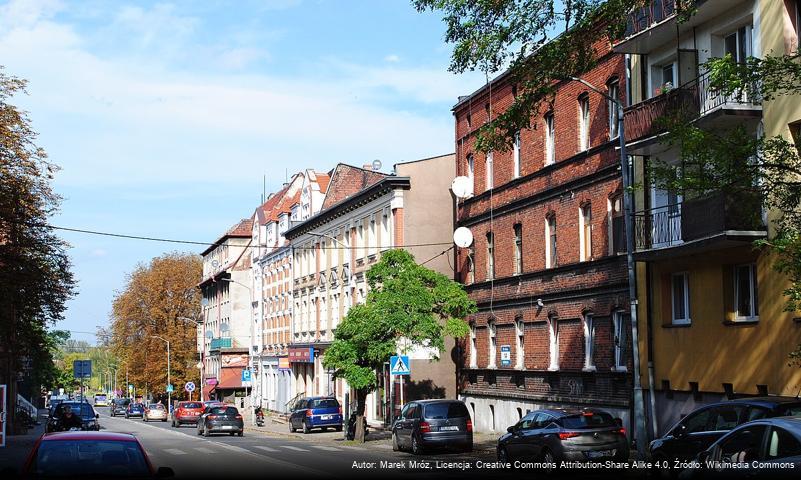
[0, 410, 45, 473]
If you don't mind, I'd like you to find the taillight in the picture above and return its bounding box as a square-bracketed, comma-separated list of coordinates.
[338, 406, 342, 415]
[235, 414, 243, 420]
[558, 431, 580, 440]
[466, 419, 473, 433]
[207, 415, 218, 420]
[615, 427, 627, 437]
[306, 409, 312, 417]
[419, 421, 431, 433]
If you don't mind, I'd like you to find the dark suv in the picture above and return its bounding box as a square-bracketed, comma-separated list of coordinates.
[650, 396, 801, 467]
[110, 398, 130, 417]
[392, 399, 473, 454]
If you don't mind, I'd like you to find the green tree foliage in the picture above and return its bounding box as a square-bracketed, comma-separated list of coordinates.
[0, 67, 76, 413]
[323, 249, 476, 442]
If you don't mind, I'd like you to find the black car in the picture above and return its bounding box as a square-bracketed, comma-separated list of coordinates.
[497, 408, 628, 466]
[679, 416, 801, 479]
[46, 402, 100, 432]
[391, 399, 472, 454]
[196, 405, 244, 437]
[650, 396, 801, 468]
[110, 398, 130, 417]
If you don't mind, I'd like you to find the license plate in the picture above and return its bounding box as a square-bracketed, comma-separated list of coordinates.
[440, 426, 459, 431]
[321, 415, 331, 420]
[587, 450, 615, 459]
[222, 425, 233, 430]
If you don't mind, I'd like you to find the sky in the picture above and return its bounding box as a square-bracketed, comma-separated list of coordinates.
[0, 0, 487, 344]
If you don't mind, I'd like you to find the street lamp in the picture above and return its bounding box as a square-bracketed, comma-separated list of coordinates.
[150, 335, 171, 413]
[178, 316, 204, 402]
[569, 76, 648, 458]
[221, 277, 256, 426]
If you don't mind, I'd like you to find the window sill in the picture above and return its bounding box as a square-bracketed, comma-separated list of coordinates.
[611, 366, 628, 373]
[582, 366, 597, 372]
[663, 322, 692, 328]
[547, 366, 559, 372]
[722, 318, 759, 326]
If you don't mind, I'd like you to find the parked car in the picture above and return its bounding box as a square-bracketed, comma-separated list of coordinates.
[196, 405, 244, 437]
[125, 403, 144, 419]
[392, 399, 473, 454]
[649, 396, 801, 468]
[496, 408, 628, 467]
[288, 396, 343, 434]
[678, 416, 801, 479]
[46, 402, 100, 432]
[22, 431, 174, 478]
[172, 401, 205, 427]
[143, 403, 167, 422]
[110, 398, 130, 417]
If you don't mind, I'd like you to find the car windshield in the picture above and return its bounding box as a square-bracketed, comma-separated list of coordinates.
[424, 402, 469, 419]
[310, 399, 339, 409]
[58, 404, 94, 419]
[32, 440, 150, 477]
[130, 404, 142, 409]
[210, 407, 238, 416]
[183, 402, 203, 409]
[147, 404, 164, 410]
[559, 412, 616, 429]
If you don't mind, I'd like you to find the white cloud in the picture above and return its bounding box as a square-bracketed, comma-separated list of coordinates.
[384, 54, 400, 63]
[90, 248, 107, 257]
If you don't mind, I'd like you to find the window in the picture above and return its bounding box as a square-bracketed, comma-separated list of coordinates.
[680, 407, 712, 434]
[485, 152, 493, 191]
[708, 405, 746, 431]
[671, 272, 691, 324]
[724, 26, 752, 63]
[545, 113, 555, 165]
[767, 427, 801, 459]
[515, 319, 524, 369]
[487, 320, 497, 368]
[545, 215, 557, 268]
[547, 316, 559, 370]
[579, 204, 592, 261]
[583, 313, 595, 371]
[486, 232, 495, 280]
[466, 153, 474, 181]
[661, 63, 675, 88]
[610, 195, 625, 254]
[512, 131, 521, 178]
[718, 425, 766, 465]
[612, 311, 628, 371]
[467, 244, 475, 284]
[608, 79, 620, 139]
[513, 224, 523, 275]
[469, 325, 477, 368]
[735, 264, 759, 319]
[578, 94, 590, 151]
[466, 112, 472, 128]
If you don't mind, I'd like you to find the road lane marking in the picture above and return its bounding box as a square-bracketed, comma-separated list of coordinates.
[209, 442, 325, 476]
[164, 448, 187, 456]
[310, 445, 341, 452]
[194, 447, 215, 454]
[281, 445, 309, 451]
[253, 446, 279, 452]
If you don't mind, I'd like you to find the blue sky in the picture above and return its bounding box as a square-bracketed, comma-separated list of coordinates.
[0, 0, 486, 344]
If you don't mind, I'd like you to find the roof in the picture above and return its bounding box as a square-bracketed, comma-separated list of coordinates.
[42, 431, 139, 442]
[320, 164, 388, 210]
[201, 218, 253, 256]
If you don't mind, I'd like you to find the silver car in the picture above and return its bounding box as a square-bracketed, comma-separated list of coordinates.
[143, 403, 167, 422]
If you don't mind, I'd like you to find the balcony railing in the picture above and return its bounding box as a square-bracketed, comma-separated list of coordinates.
[210, 337, 232, 350]
[634, 204, 683, 251]
[623, 0, 676, 38]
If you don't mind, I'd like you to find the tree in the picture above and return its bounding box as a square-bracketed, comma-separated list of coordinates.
[109, 252, 201, 401]
[322, 249, 476, 442]
[0, 66, 76, 426]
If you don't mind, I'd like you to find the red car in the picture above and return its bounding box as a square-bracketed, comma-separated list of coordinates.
[171, 401, 205, 427]
[23, 431, 174, 478]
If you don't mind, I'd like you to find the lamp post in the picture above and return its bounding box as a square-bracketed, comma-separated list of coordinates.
[178, 316, 205, 401]
[569, 76, 648, 459]
[221, 278, 256, 426]
[151, 335, 171, 413]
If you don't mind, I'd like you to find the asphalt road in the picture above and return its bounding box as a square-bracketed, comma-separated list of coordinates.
[94, 406, 508, 480]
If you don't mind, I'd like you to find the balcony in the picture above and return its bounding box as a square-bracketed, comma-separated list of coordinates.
[209, 337, 232, 351]
[624, 73, 761, 150]
[633, 192, 765, 259]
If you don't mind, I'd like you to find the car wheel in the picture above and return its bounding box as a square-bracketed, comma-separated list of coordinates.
[335, 425, 342, 432]
[303, 420, 311, 434]
[540, 448, 556, 474]
[392, 433, 400, 452]
[230, 432, 235, 436]
[497, 446, 509, 463]
[411, 435, 425, 455]
[162, 419, 167, 422]
[289, 421, 296, 433]
[238, 431, 243, 437]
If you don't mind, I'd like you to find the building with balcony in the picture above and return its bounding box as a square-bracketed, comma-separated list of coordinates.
[616, 0, 801, 434]
[453, 40, 634, 433]
[249, 170, 330, 413]
[198, 218, 254, 402]
[284, 156, 457, 424]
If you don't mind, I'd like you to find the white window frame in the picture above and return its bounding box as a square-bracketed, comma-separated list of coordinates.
[547, 316, 559, 371]
[545, 216, 557, 269]
[469, 325, 477, 368]
[487, 320, 497, 368]
[515, 319, 525, 370]
[545, 113, 555, 165]
[734, 263, 759, 320]
[671, 272, 691, 325]
[612, 311, 628, 372]
[486, 232, 495, 280]
[582, 313, 596, 372]
[579, 204, 592, 262]
[512, 131, 521, 178]
[579, 94, 590, 151]
[485, 151, 494, 191]
[467, 153, 475, 189]
[513, 224, 523, 275]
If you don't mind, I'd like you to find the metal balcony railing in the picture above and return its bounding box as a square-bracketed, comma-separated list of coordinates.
[634, 204, 683, 251]
[623, 0, 677, 38]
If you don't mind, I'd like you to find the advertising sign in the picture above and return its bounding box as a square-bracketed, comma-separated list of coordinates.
[288, 346, 314, 363]
[500, 345, 512, 367]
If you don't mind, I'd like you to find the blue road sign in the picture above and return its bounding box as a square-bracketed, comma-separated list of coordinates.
[185, 382, 196, 393]
[72, 360, 92, 379]
[166, 384, 174, 393]
[390, 355, 410, 375]
[500, 345, 512, 367]
[241, 369, 252, 384]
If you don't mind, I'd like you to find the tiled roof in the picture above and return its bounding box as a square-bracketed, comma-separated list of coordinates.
[321, 164, 387, 210]
[226, 218, 253, 237]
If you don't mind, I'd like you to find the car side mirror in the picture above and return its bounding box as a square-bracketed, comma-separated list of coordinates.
[156, 466, 175, 478]
[674, 424, 688, 438]
[95, 414, 99, 419]
[614, 417, 623, 427]
[507, 426, 516, 434]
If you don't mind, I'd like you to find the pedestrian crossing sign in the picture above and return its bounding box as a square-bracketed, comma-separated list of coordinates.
[390, 355, 410, 375]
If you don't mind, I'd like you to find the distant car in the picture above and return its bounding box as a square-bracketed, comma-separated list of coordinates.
[46, 402, 100, 432]
[649, 396, 801, 469]
[125, 403, 144, 419]
[143, 403, 167, 422]
[196, 405, 244, 437]
[496, 408, 628, 467]
[93, 393, 109, 407]
[392, 399, 473, 454]
[110, 398, 130, 417]
[288, 396, 343, 434]
[678, 416, 801, 479]
[172, 401, 205, 427]
[22, 431, 174, 478]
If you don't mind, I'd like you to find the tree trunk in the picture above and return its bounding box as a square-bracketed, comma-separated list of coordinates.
[354, 388, 368, 443]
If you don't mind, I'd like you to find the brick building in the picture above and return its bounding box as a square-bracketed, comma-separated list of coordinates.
[454, 41, 635, 433]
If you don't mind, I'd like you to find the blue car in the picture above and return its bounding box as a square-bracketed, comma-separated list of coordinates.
[125, 402, 144, 419]
[289, 397, 343, 434]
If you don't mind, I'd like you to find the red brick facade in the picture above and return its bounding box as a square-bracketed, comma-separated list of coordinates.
[454, 46, 633, 421]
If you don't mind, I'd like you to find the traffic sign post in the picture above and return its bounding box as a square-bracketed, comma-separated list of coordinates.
[166, 384, 174, 393]
[185, 382, 196, 401]
[241, 369, 252, 387]
[390, 355, 410, 412]
[73, 360, 92, 401]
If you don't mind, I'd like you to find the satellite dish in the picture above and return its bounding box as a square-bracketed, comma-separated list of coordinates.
[219, 323, 229, 333]
[205, 331, 213, 339]
[451, 176, 473, 199]
[372, 159, 382, 171]
[453, 227, 474, 248]
[201, 297, 209, 307]
[211, 259, 219, 268]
